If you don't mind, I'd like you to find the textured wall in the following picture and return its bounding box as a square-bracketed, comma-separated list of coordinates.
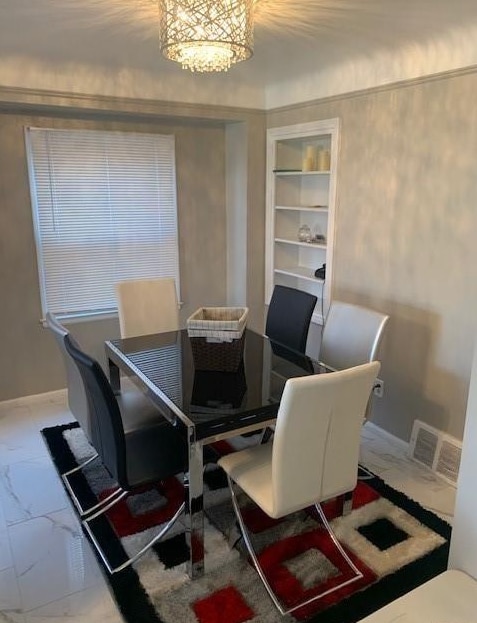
[268, 72, 477, 441]
[0, 112, 229, 400]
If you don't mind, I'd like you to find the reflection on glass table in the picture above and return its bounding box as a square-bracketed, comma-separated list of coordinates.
[268, 340, 317, 403]
[190, 362, 247, 416]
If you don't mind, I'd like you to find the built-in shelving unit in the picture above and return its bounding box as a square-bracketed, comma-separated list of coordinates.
[265, 119, 340, 325]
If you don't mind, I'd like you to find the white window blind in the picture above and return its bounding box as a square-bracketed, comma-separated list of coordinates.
[26, 127, 180, 319]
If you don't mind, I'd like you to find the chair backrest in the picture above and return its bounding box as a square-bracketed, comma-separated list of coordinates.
[265, 285, 317, 353]
[45, 312, 92, 442]
[115, 277, 180, 339]
[64, 334, 127, 487]
[319, 301, 389, 371]
[271, 361, 380, 518]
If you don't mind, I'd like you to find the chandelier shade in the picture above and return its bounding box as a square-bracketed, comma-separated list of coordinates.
[159, 0, 254, 73]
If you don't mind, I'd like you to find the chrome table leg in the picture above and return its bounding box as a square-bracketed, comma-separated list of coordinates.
[184, 427, 204, 579]
[108, 358, 120, 395]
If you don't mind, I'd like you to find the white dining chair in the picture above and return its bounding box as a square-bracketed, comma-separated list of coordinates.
[319, 301, 389, 372]
[218, 361, 380, 615]
[319, 301, 389, 422]
[115, 277, 180, 338]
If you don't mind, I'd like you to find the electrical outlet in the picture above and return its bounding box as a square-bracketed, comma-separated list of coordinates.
[374, 378, 384, 398]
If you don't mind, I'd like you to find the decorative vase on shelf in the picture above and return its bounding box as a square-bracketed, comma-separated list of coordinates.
[298, 224, 312, 243]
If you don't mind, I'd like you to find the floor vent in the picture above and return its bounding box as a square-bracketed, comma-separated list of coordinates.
[408, 420, 462, 486]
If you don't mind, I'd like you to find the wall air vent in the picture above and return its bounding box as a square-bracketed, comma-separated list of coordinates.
[409, 420, 462, 486]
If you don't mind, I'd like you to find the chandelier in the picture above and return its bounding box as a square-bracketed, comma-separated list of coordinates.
[159, 1, 254, 73]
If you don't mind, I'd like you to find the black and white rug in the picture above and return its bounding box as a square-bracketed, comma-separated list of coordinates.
[42, 422, 451, 623]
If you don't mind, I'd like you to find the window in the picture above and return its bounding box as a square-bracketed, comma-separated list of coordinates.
[26, 127, 180, 320]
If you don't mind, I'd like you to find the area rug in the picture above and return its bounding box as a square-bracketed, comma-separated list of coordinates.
[42, 422, 451, 623]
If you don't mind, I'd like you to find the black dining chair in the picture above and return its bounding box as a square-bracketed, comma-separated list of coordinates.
[259, 285, 318, 444]
[46, 312, 176, 519]
[46, 312, 113, 517]
[63, 333, 191, 574]
[265, 285, 317, 353]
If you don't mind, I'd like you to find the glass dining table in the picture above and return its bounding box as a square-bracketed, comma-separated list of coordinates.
[105, 328, 320, 579]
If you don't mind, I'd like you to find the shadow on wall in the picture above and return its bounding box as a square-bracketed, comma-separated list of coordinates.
[337, 294, 451, 442]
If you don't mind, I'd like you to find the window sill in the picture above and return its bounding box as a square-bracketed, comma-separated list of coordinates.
[40, 311, 119, 328]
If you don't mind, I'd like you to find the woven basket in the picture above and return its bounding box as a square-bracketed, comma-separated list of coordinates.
[186, 307, 248, 341]
[190, 333, 245, 372]
[187, 307, 248, 372]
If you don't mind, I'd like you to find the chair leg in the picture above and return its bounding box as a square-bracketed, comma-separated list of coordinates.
[227, 476, 363, 615]
[83, 493, 185, 574]
[227, 475, 286, 614]
[313, 502, 364, 590]
[83, 488, 129, 521]
[227, 519, 243, 549]
[340, 491, 353, 516]
[259, 427, 274, 444]
[357, 464, 375, 481]
[62, 451, 98, 477]
[62, 453, 123, 518]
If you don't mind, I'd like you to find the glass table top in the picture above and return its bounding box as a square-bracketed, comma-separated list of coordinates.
[107, 328, 320, 440]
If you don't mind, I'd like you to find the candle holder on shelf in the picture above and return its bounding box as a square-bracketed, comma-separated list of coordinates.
[316, 149, 331, 171]
[302, 145, 317, 171]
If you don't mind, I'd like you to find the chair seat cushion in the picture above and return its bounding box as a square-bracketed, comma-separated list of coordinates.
[218, 444, 277, 518]
[125, 422, 187, 489]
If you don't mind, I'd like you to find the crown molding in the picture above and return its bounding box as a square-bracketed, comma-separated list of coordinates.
[1, 60, 475, 121]
[0, 84, 265, 123]
[268, 63, 477, 115]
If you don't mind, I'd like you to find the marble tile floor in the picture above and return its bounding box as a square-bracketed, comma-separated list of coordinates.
[0, 390, 456, 623]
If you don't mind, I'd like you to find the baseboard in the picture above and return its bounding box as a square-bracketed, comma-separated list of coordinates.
[0, 388, 67, 411]
[365, 421, 410, 453]
[0, 374, 140, 412]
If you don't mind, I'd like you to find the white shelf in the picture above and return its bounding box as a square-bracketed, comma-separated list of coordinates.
[275, 205, 328, 212]
[275, 237, 326, 249]
[274, 170, 330, 176]
[265, 118, 340, 327]
[275, 267, 325, 284]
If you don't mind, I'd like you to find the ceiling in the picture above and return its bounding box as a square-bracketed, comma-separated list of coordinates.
[1, 0, 477, 108]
